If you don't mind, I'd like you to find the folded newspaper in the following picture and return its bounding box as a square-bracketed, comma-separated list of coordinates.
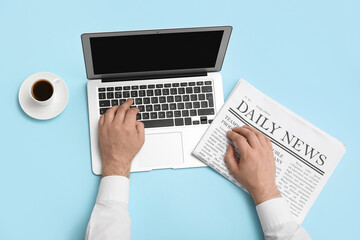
[192, 79, 346, 224]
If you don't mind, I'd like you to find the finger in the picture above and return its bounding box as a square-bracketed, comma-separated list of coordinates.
[124, 107, 140, 125]
[135, 121, 145, 143]
[104, 105, 119, 124]
[232, 126, 261, 148]
[226, 130, 250, 154]
[114, 98, 133, 123]
[224, 145, 238, 175]
[265, 137, 273, 151]
[242, 125, 268, 147]
[99, 114, 105, 127]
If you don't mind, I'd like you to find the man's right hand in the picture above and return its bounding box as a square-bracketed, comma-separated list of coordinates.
[225, 125, 281, 205]
[98, 98, 145, 178]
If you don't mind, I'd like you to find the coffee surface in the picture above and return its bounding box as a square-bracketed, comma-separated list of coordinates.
[31, 80, 53, 101]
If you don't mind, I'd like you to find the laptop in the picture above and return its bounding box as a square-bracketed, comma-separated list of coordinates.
[81, 26, 232, 174]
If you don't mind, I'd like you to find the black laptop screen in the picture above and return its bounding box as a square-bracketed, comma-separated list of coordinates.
[89, 31, 224, 75]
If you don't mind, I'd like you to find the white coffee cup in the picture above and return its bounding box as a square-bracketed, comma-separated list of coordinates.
[29, 78, 59, 106]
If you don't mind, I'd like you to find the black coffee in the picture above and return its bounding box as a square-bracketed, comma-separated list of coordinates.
[31, 80, 53, 101]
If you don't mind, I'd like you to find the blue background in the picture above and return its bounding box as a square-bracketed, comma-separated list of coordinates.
[0, 0, 359, 239]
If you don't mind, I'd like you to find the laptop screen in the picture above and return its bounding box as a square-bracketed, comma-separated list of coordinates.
[82, 26, 232, 79]
[90, 31, 223, 75]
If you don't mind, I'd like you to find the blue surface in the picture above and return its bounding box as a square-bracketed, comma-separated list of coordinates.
[0, 0, 359, 239]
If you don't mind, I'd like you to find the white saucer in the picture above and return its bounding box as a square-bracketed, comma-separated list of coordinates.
[19, 72, 69, 120]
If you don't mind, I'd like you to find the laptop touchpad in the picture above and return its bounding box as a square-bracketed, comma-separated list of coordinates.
[137, 132, 184, 169]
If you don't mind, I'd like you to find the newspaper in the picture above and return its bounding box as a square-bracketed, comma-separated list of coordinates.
[192, 79, 346, 224]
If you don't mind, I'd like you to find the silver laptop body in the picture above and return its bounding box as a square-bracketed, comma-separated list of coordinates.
[81, 26, 232, 174]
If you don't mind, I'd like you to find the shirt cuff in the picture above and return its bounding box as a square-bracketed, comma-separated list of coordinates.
[96, 176, 130, 204]
[256, 197, 295, 232]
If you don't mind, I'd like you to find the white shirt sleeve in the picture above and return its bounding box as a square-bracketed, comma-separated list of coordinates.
[256, 198, 311, 240]
[85, 176, 131, 240]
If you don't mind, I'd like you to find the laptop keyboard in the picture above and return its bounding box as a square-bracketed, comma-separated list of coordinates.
[98, 80, 215, 128]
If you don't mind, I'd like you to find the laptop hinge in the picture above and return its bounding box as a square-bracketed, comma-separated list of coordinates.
[101, 72, 207, 83]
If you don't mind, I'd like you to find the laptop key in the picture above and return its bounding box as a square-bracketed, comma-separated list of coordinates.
[136, 113, 141, 120]
[107, 87, 114, 91]
[194, 87, 200, 93]
[143, 98, 150, 104]
[119, 99, 126, 105]
[151, 97, 158, 103]
[148, 84, 155, 89]
[185, 117, 192, 125]
[193, 102, 200, 108]
[206, 94, 214, 107]
[170, 88, 177, 95]
[201, 86, 212, 93]
[191, 94, 197, 101]
[175, 95, 182, 102]
[198, 108, 215, 116]
[182, 110, 189, 117]
[174, 111, 181, 117]
[209, 119, 213, 124]
[159, 96, 166, 103]
[143, 113, 150, 119]
[156, 84, 163, 88]
[170, 103, 177, 110]
[132, 86, 139, 90]
[115, 86, 122, 91]
[198, 94, 205, 100]
[111, 99, 118, 106]
[183, 95, 190, 101]
[135, 98, 142, 105]
[107, 92, 114, 99]
[180, 82, 187, 86]
[100, 108, 109, 115]
[99, 100, 110, 107]
[186, 87, 193, 94]
[162, 89, 170, 95]
[177, 103, 184, 110]
[185, 102, 192, 109]
[175, 118, 184, 126]
[131, 91, 138, 97]
[172, 83, 180, 87]
[150, 112, 157, 119]
[193, 120, 200, 125]
[123, 91, 130, 98]
[197, 81, 204, 86]
[158, 112, 165, 118]
[140, 85, 147, 89]
[189, 82, 195, 86]
[164, 83, 171, 88]
[155, 89, 162, 96]
[190, 109, 197, 116]
[98, 88, 105, 92]
[141, 119, 174, 128]
[115, 92, 122, 98]
[201, 116, 208, 124]
[166, 111, 173, 118]
[201, 101, 208, 108]
[205, 81, 212, 85]
[124, 86, 130, 90]
[146, 105, 153, 112]
[139, 90, 146, 97]
[147, 90, 154, 96]
[167, 96, 174, 102]
[161, 104, 169, 110]
[99, 93, 106, 99]
[154, 104, 161, 111]
[178, 88, 185, 94]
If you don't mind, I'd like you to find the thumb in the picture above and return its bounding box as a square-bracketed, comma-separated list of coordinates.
[135, 121, 145, 144]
